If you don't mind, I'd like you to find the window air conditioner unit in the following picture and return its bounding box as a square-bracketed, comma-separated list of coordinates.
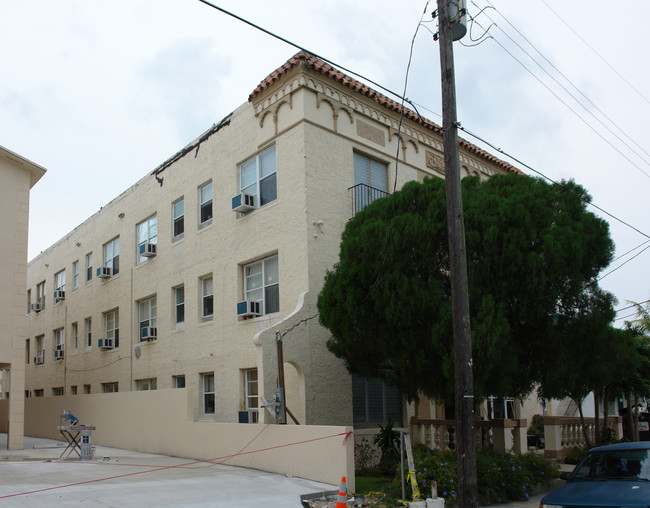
[238, 409, 259, 424]
[54, 349, 64, 360]
[53, 289, 65, 302]
[236, 300, 262, 318]
[232, 193, 256, 213]
[30, 302, 42, 313]
[139, 242, 157, 258]
[140, 326, 157, 341]
[34, 351, 44, 364]
[98, 337, 114, 350]
[97, 266, 112, 279]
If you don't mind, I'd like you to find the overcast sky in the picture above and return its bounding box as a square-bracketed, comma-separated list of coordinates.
[1, 0, 648, 326]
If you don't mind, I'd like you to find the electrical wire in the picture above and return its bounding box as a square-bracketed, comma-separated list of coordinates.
[197, 0, 649, 304]
[539, 0, 650, 106]
[477, 0, 650, 168]
[598, 243, 650, 282]
[456, 124, 650, 240]
[467, 5, 650, 180]
[197, 0, 418, 113]
[616, 299, 650, 315]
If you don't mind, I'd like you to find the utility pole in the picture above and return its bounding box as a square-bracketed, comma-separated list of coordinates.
[436, 0, 478, 505]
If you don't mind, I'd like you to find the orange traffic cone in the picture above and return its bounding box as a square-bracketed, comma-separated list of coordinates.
[335, 476, 347, 507]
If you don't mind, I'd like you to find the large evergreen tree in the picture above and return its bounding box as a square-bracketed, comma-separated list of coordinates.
[318, 174, 615, 403]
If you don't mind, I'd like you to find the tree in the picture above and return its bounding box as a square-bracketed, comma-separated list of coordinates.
[628, 298, 650, 334]
[318, 174, 615, 404]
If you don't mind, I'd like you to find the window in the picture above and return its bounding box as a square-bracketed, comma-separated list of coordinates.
[53, 387, 64, 397]
[202, 373, 215, 414]
[138, 297, 157, 341]
[136, 378, 157, 391]
[54, 328, 65, 358]
[71, 385, 78, 395]
[83, 384, 91, 394]
[85, 317, 92, 348]
[172, 198, 184, 240]
[72, 322, 78, 353]
[137, 215, 157, 264]
[104, 309, 119, 348]
[174, 286, 185, 326]
[54, 270, 66, 293]
[244, 369, 258, 410]
[199, 181, 213, 226]
[173, 375, 185, 388]
[244, 256, 279, 315]
[352, 374, 402, 425]
[103, 237, 120, 275]
[72, 260, 79, 290]
[27, 289, 31, 313]
[352, 153, 389, 213]
[34, 389, 44, 398]
[35, 335, 44, 363]
[86, 252, 93, 283]
[201, 276, 213, 319]
[25, 339, 30, 364]
[239, 145, 277, 207]
[36, 281, 46, 309]
[102, 382, 118, 393]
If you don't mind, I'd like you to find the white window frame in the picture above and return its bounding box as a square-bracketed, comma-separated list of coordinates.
[239, 145, 277, 207]
[136, 378, 157, 391]
[172, 197, 184, 240]
[54, 270, 66, 292]
[72, 260, 79, 290]
[198, 181, 213, 227]
[72, 322, 78, 353]
[35, 335, 44, 361]
[85, 252, 93, 283]
[173, 375, 186, 388]
[202, 373, 215, 414]
[244, 256, 279, 315]
[36, 281, 46, 308]
[136, 215, 157, 264]
[201, 276, 213, 319]
[174, 286, 185, 326]
[138, 296, 157, 342]
[103, 237, 120, 275]
[104, 309, 119, 348]
[85, 317, 92, 348]
[244, 369, 258, 410]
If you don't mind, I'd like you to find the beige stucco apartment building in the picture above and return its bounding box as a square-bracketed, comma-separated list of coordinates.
[0, 146, 46, 449]
[23, 52, 519, 433]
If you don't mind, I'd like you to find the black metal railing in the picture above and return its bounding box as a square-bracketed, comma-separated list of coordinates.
[348, 183, 389, 217]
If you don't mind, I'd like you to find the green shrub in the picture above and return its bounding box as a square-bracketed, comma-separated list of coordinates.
[564, 446, 587, 464]
[397, 447, 559, 505]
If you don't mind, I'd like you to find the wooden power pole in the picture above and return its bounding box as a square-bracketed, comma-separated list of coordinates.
[436, 0, 479, 505]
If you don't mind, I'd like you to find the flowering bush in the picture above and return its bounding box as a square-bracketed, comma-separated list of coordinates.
[395, 445, 559, 505]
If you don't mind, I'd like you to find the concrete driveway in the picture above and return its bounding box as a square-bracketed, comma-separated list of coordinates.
[0, 434, 336, 507]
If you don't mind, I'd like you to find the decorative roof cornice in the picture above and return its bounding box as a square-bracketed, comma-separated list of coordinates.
[250, 51, 522, 175]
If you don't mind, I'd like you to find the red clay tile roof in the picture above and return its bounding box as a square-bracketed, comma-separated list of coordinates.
[250, 51, 522, 175]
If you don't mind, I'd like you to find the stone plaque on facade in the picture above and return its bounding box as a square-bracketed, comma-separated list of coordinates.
[357, 120, 385, 146]
[426, 150, 445, 175]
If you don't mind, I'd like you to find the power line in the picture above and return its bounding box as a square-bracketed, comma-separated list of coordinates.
[198, 0, 650, 278]
[616, 299, 650, 315]
[539, 0, 650, 106]
[467, 4, 650, 180]
[477, 0, 650, 169]
[457, 124, 650, 240]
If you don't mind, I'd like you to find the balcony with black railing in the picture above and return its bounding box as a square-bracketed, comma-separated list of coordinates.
[348, 183, 390, 217]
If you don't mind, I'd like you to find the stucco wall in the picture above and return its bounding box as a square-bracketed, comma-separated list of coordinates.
[19, 389, 354, 490]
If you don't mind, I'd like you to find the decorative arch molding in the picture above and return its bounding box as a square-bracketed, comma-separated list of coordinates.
[259, 96, 293, 133]
[316, 92, 353, 132]
[389, 128, 420, 156]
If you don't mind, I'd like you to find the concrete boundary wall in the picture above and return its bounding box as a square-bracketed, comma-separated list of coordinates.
[4, 390, 354, 490]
